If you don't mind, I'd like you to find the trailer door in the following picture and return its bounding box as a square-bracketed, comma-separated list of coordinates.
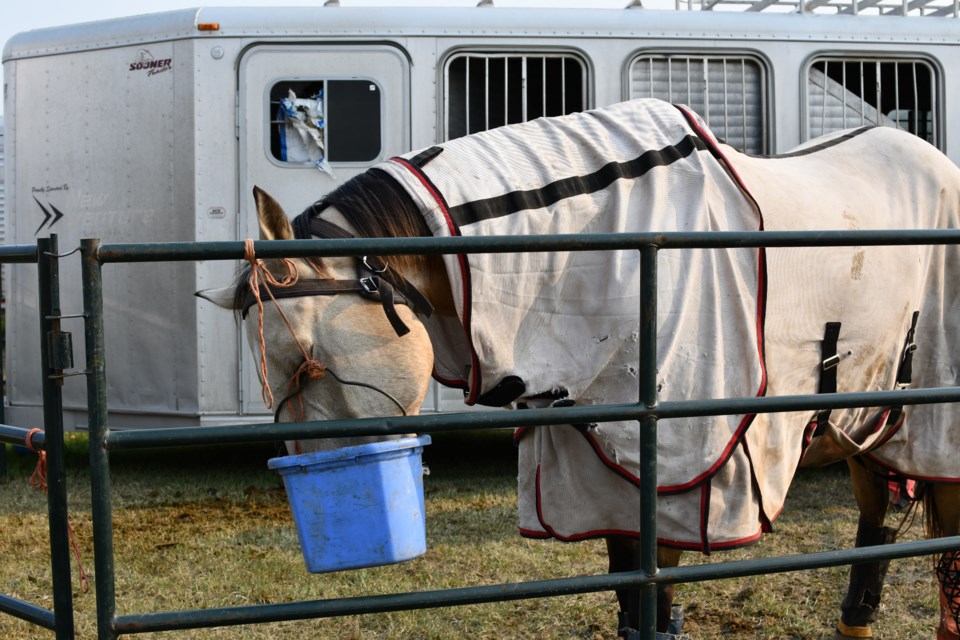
[238, 44, 410, 416]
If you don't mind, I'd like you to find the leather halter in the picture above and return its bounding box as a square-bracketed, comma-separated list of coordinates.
[240, 213, 434, 336]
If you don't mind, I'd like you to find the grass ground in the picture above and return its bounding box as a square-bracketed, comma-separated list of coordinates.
[0, 429, 943, 639]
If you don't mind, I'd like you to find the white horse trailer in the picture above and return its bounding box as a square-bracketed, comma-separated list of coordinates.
[2, 0, 959, 430]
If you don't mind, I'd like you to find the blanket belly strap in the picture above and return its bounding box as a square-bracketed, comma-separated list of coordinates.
[886, 310, 920, 427]
[815, 321, 842, 436]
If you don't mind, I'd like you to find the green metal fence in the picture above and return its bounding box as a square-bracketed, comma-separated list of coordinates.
[8, 229, 960, 639]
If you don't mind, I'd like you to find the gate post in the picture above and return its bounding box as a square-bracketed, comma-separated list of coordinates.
[638, 245, 659, 639]
[81, 239, 118, 640]
[37, 235, 76, 640]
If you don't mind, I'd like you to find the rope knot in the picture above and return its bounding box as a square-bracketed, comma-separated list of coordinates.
[284, 359, 328, 421]
[25, 428, 47, 492]
[297, 359, 327, 381]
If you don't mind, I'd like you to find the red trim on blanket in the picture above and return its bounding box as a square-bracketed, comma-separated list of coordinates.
[431, 370, 469, 391]
[652, 106, 769, 496]
[520, 528, 768, 551]
[657, 529, 765, 552]
[513, 426, 528, 445]
[866, 409, 900, 450]
[530, 464, 645, 541]
[526, 429, 783, 551]
[582, 430, 639, 485]
[391, 157, 482, 403]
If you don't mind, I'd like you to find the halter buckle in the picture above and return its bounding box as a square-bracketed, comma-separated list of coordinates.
[361, 256, 388, 274]
[359, 276, 379, 294]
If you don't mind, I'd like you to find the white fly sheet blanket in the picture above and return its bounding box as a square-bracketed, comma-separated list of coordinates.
[374, 98, 960, 551]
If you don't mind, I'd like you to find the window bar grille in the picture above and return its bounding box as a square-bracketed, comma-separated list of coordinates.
[485, 58, 490, 131]
[874, 61, 882, 128]
[894, 62, 900, 130]
[722, 58, 730, 142]
[542, 57, 547, 117]
[859, 61, 866, 127]
[504, 57, 509, 127]
[703, 59, 711, 127]
[648, 58, 655, 99]
[667, 59, 674, 103]
[741, 59, 748, 151]
[522, 56, 528, 123]
[561, 58, 567, 115]
[841, 61, 848, 131]
[820, 61, 829, 136]
[915, 62, 926, 139]
[466, 57, 471, 135]
[924, 62, 936, 144]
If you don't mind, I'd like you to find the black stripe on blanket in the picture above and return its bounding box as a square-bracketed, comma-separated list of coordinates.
[446, 134, 709, 227]
[764, 126, 876, 160]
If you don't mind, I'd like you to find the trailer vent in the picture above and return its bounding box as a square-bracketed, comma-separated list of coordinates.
[806, 57, 938, 147]
[628, 54, 768, 155]
[444, 53, 587, 140]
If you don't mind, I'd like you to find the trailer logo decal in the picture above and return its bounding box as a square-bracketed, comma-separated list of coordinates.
[33, 197, 65, 235]
[129, 49, 172, 77]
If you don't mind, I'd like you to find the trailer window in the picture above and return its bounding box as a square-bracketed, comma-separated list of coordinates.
[628, 54, 768, 155]
[269, 79, 382, 167]
[806, 57, 938, 147]
[443, 52, 587, 141]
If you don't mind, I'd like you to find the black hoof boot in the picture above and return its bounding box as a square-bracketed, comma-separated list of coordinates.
[617, 611, 642, 640]
[618, 608, 692, 640]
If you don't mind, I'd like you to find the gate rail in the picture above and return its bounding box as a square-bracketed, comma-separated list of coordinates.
[71, 229, 960, 638]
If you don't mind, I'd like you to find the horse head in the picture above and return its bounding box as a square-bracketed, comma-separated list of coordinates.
[197, 186, 440, 453]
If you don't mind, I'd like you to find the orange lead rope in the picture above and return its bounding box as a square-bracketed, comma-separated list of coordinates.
[243, 239, 327, 420]
[24, 428, 91, 593]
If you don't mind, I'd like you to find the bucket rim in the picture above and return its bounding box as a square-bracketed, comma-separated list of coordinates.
[267, 434, 430, 471]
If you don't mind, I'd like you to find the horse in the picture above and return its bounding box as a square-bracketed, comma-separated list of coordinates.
[198, 98, 960, 639]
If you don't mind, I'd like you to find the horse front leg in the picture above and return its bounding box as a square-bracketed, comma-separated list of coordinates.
[930, 483, 960, 640]
[837, 456, 897, 639]
[605, 536, 683, 638]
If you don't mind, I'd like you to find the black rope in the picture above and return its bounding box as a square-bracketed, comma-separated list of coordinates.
[937, 550, 960, 630]
[273, 364, 408, 423]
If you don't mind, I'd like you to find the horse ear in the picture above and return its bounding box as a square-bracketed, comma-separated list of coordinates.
[194, 287, 239, 310]
[253, 186, 294, 241]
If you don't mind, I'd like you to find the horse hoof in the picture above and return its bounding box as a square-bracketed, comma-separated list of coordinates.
[835, 620, 874, 638]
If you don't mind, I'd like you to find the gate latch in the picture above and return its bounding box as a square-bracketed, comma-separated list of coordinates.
[47, 330, 74, 371]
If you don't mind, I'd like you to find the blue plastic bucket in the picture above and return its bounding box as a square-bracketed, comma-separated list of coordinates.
[268, 435, 430, 573]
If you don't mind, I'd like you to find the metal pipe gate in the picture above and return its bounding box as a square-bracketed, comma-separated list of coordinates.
[0, 237, 77, 640]
[7, 228, 960, 639]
